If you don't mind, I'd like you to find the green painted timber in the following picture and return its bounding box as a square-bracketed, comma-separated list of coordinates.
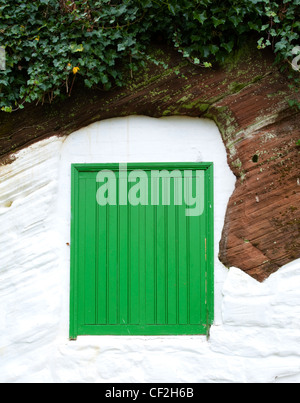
[70, 163, 214, 338]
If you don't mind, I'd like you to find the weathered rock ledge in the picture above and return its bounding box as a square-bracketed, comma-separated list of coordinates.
[0, 43, 299, 281]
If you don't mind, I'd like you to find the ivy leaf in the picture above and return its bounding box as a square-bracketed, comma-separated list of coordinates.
[229, 15, 241, 27]
[209, 44, 219, 55]
[212, 16, 226, 27]
[1, 106, 12, 113]
[117, 43, 126, 52]
[70, 43, 84, 53]
[193, 11, 207, 24]
[288, 99, 300, 110]
[222, 41, 234, 53]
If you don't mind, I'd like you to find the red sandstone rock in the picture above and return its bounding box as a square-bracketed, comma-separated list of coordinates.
[0, 43, 299, 281]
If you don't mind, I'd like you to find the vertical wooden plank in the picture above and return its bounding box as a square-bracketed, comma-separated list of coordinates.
[145, 175, 155, 324]
[96, 202, 107, 325]
[84, 177, 97, 325]
[178, 184, 188, 325]
[197, 169, 207, 327]
[107, 201, 119, 325]
[199, 211, 206, 326]
[189, 228, 202, 325]
[119, 203, 129, 325]
[167, 177, 177, 325]
[139, 198, 146, 325]
[188, 173, 202, 325]
[118, 171, 129, 325]
[156, 178, 167, 325]
[185, 177, 191, 325]
[129, 202, 140, 324]
[127, 198, 132, 324]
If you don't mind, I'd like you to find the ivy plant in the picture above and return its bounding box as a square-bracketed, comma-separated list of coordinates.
[0, 0, 299, 113]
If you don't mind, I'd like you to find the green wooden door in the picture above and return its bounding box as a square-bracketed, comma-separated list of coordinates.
[70, 163, 214, 338]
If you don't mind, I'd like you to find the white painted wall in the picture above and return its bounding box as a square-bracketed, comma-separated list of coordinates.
[0, 116, 300, 383]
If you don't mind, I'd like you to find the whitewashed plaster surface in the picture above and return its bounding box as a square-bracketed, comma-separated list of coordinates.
[0, 116, 300, 383]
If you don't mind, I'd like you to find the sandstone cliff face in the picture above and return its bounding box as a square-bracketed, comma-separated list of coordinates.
[0, 43, 299, 281]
